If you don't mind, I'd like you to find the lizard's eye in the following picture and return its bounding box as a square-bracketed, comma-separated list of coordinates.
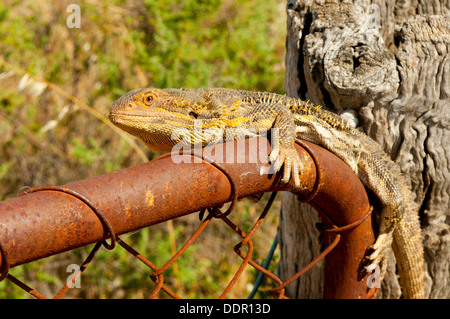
[143, 93, 157, 106]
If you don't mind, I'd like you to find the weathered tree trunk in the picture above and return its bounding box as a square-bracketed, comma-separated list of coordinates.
[279, 0, 449, 299]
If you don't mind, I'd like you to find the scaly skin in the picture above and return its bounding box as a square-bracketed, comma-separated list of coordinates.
[109, 87, 425, 298]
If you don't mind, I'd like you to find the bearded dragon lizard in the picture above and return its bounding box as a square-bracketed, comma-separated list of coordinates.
[109, 88, 425, 299]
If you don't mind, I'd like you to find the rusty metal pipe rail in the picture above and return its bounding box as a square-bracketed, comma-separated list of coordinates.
[0, 137, 375, 298]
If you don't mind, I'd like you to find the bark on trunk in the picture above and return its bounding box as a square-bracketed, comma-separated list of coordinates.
[280, 0, 449, 299]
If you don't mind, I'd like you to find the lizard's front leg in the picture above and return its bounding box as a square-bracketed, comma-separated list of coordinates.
[267, 108, 303, 188]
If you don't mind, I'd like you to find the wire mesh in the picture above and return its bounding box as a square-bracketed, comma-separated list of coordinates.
[0, 140, 377, 298]
[1, 191, 374, 299]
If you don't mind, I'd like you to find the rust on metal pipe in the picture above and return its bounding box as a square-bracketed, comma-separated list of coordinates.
[0, 137, 375, 298]
[293, 140, 375, 299]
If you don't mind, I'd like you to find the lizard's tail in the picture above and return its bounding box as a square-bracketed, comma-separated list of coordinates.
[392, 205, 426, 298]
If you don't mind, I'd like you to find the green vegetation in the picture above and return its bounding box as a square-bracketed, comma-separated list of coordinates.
[0, 0, 285, 298]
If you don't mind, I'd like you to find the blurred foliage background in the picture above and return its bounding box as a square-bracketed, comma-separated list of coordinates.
[0, 0, 286, 298]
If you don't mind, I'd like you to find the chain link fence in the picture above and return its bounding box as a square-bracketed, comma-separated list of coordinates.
[0, 139, 379, 298]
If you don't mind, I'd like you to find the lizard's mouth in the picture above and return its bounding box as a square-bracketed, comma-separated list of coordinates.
[108, 110, 197, 130]
[109, 111, 159, 122]
[109, 110, 192, 122]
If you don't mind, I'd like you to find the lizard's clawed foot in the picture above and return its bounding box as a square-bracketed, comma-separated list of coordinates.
[269, 145, 302, 188]
[366, 232, 393, 280]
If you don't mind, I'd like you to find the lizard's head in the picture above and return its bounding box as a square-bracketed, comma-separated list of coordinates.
[109, 88, 207, 151]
